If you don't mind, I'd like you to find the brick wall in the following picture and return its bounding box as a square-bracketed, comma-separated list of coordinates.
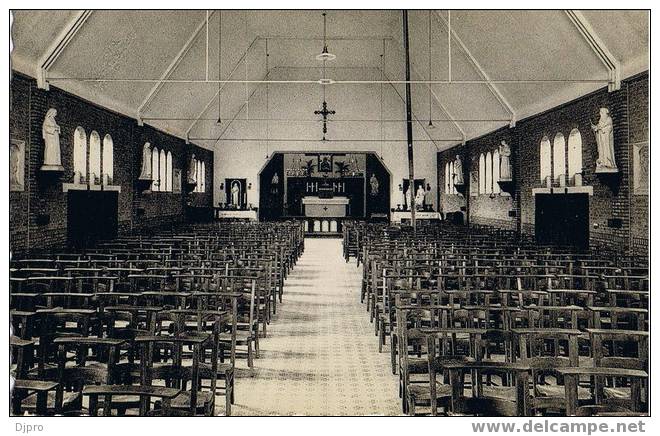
[9, 72, 214, 252]
[437, 72, 648, 251]
[627, 77, 649, 251]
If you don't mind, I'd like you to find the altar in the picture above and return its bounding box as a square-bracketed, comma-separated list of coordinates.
[214, 209, 258, 221]
[302, 196, 349, 217]
[391, 211, 442, 224]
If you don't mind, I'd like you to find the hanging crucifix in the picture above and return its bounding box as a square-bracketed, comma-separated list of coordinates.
[314, 100, 335, 141]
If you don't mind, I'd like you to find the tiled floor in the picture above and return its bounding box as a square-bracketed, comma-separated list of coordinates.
[230, 238, 401, 416]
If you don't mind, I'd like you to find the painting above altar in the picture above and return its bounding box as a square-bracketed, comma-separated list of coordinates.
[284, 152, 365, 178]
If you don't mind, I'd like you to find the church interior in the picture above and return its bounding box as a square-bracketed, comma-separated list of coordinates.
[9, 9, 650, 417]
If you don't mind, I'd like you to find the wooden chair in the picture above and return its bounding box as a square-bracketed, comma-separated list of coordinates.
[587, 328, 649, 413]
[512, 328, 585, 415]
[444, 361, 531, 416]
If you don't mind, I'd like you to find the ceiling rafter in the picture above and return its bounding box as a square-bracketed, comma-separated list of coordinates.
[185, 36, 261, 142]
[38, 10, 93, 89]
[382, 70, 447, 151]
[205, 69, 272, 145]
[432, 10, 517, 127]
[137, 10, 216, 125]
[565, 10, 621, 92]
[385, 38, 466, 144]
[407, 60, 466, 144]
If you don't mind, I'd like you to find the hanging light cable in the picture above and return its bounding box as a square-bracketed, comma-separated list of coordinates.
[265, 39, 270, 160]
[245, 11, 249, 121]
[380, 48, 384, 159]
[217, 10, 222, 124]
[315, 12, 336, 62]
[427, 10, 435, 129]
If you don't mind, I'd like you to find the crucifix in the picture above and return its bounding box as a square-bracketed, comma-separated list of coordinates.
[314, 100, 335, 141]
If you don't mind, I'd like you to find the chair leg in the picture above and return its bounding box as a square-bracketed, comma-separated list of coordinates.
[247, 341, 254, 368]
[378, 320, 385, 353]
[255, 335, 260, 358]
[390, 335, 398, 375]
[407, 397, 415, 416]
[225, 384, 232, 416]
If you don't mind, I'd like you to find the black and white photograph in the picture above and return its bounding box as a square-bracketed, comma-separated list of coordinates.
[5, 2, 654, 429]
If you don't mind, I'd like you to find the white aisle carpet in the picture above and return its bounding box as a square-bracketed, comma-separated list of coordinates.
[230, 238, 400, 416]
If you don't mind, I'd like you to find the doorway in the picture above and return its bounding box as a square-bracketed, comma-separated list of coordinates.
[535, 193, 589, 249]
[67, 191, 119, 248]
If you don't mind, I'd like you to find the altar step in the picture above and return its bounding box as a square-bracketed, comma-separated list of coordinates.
[303, 218, 342, 234]
[305, 231, 342, 239]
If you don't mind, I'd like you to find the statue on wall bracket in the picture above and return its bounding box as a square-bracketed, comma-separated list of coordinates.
[499, 140, 512, 181]
[41, 108, 64, 172]
[188, 154, 197, 184]
[453, 155, 464, 186]
[369, 173, 379, 196]
[138, 142, 152, 181]
[592, 107, 618, 173]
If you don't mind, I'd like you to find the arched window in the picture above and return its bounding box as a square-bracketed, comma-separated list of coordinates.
[449, 161, 455, 194]
[73, 127, 87, 184]
[567, 128, 583, 183]
[194, 160, 199, 193]
[89, 131, 101, 185]
[201, 161, 206, 192]
[165, 151, 173, 192]
[478, 153, 486, 194]
[198, 160, 203, 193]
[192, 160, 198, 193]
[553, 132, 566, 184]
[445, 162, 450, 193]
[485, 151, 492, 194]
[159, 149, 167, 192]
[151, 147, 160, 191]
[492, 149, 501, 194]
[540, 136, 552, 183]
[102, 134, 113, 185]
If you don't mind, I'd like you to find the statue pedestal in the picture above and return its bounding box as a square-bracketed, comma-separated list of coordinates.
[184, 180, 197, 194]
[454, 182, 466, 196]
[497, 178, 515, 196]
[136, 177, 153, 193]
[595, 166, 619, 174]
[40, 164, 64, 172]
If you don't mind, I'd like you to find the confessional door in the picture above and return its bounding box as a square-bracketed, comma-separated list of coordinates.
[535, 193, 589, 249]
[67, 191, 119, 249]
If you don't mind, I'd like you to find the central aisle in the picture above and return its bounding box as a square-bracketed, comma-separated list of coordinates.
[232, 238, 400, 416]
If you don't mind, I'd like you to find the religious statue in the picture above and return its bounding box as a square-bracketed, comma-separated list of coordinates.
[188, 153, 197, 184]
[231, 181, 241, 208]
[499, 140, 512, 181]
[415, 184, 426, 210]
[319, 155, 332, 173]
[453, 155, 464, 185]
[270, 172, 280, 196]
[10, 140, 24, 191]
[138, 142, 152, 180]
[369, 173, 379, 196]
[405, 185, 413, 210]
[591, 107, 617, 172]
[41, 108, 64, 171]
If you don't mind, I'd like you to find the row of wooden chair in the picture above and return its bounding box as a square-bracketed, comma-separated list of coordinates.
[345, 221, 648, 417]
[10, 221, 305, 416]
